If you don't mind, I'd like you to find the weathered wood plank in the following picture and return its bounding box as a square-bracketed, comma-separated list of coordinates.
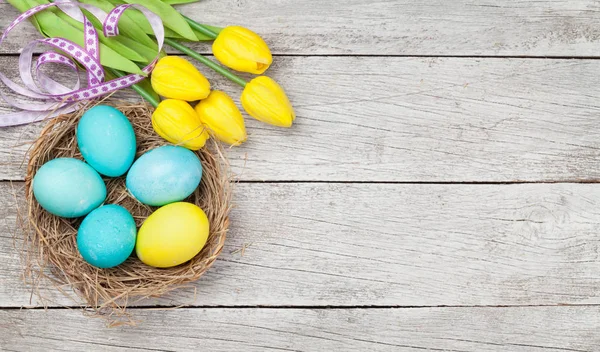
[2, 182, 600, 307]
[2, 56, 600, 182]
[3, 0, 600, 56]
[1, 306, 599, 351]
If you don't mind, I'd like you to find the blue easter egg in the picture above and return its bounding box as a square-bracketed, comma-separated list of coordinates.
[33, 158, 107, 218]
[77, 105, 136, 177]
[126, 146, 202, 206]
[77, 204, 137, 269]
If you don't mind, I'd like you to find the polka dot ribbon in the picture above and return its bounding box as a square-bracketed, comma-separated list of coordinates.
[0, 0, 165, 127]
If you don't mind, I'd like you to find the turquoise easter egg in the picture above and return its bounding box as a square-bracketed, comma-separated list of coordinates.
[77, 105, 136, 177]
[33, 158, 107, 218]
[77, 204, 137, 269]
[126, 146, 202, 206]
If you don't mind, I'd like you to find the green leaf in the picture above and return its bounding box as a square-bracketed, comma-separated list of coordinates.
[27, 7, 144, 74]
[162, 0, 201, 4]
[80, 8, 159, 62]
[163, 28, 217, 41]
[6, 0, 31, 12]
[105, 69, 160, 103]
[105, 0, 220, 41]
[104, 0, 220, 42]
[25, 0, 149, 64]
[121, 0, 197, 41]
[135, 77, 161, 103]
[114, 35, 161, 62]
[77, 0, 159, 50]
[55, 13, 148, 64]
[104, 0, 154, 35]
[199, 24, 223, 36]
[6, 0, 43, 32]
[204, 25, 223, 33]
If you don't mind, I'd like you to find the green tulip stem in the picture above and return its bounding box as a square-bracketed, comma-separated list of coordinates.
[109, 68, 160, 108]
[183, 15, 219, 40]
[164, 38, 247, 88]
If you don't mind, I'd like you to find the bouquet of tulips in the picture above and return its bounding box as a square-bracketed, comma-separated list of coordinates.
[4, 0, 295, 147]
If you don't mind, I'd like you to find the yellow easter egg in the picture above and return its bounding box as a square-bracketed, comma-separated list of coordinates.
[136, 202, 210, 268]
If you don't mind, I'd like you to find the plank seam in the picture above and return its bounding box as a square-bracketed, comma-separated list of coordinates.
[1, 304, 599, 310]
[4, 180, 600, 185]
[2, 53, 600, 60]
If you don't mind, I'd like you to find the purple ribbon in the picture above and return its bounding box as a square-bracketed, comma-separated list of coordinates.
[0, 0, 165, 127]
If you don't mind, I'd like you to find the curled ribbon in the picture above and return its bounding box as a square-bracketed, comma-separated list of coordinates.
[0, 0, 165, 127]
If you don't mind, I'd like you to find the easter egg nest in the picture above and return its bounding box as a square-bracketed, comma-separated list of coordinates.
[21, 101, 232, 325]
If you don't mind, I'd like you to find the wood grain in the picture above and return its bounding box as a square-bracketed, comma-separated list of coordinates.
[1, 306, 599, 351]
[2, 56, 600, 182]
[3, 1, 600, 56]
[2, 181, 600, 308]
[2, 1, 600, 347]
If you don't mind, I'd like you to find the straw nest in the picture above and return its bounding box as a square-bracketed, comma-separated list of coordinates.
[21, 101, 232, 326]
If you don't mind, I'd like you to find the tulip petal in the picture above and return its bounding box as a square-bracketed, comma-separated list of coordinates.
[152, 99, 210, 150]
[213, 26, 273, 74]
[151, 56, 211, 101]
[195, 91, 247, 146]
[241, 76, 295, 128]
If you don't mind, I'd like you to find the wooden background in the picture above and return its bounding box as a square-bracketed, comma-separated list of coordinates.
[2, 0, 600, 350]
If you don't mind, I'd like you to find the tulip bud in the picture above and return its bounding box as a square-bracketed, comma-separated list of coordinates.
[151, 56, 211, 101]
[212, 26, 273, 75]
[241, 76, 295, 128]
[152, 99, 210, 150]
[194, 91, 248, 146]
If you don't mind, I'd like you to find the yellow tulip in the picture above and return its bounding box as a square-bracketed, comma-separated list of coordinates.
[241, 76, 296, 128]
[213, 26, 273, 75]
[151, 56, 211, 101]
[152, 99, 210, 150]
[194, 91, 248, 146]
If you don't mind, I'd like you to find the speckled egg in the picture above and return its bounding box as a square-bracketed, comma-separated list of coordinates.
[77, 105, 136, 177]
[77, 204, 137, 269]
[126, 146, 202, 206]
[33, 158, 107, 218]
[136, 202, 209, 268]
